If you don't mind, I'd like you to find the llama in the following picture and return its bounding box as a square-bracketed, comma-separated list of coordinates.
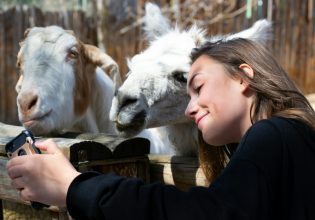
[110, 3, 273, 156]
[16, 26, 121, 135]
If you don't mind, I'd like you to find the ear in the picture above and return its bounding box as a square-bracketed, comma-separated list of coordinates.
[227, 19, 273, 45]
[238, 63, 254, 91]
[209, 19, 273, 46]
[143, 2, 171, 41]
[188, 24, 207, 47]
[83, 44, 122, 89]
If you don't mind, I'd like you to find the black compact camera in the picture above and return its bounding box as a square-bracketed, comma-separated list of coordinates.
[5, 130, 41, 158]
[5, 130, 49, 210]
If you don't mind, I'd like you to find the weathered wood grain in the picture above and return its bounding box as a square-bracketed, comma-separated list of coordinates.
[149, 155, 209, 191]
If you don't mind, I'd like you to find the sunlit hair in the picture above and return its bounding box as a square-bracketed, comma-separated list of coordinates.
[191, 38, 315, 130]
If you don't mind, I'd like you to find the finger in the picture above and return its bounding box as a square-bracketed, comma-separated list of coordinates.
[7, 164, 25, 179]
[6, 156, 28, 173]
[19, 187, 34, 202]
[11, 177, 25, 190]
[35, 139, 61, 154]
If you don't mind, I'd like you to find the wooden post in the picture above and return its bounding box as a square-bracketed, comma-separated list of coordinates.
[0, 200, 3, 220]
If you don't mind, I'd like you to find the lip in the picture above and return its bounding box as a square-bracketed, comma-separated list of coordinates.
[195, 113, 208, 126]
[22, 110, 52, 127]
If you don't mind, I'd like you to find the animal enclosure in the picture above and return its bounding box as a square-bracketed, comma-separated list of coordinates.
[0, 0, 314, 126]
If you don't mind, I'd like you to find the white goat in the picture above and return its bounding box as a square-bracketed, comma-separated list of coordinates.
[110, 3, 273, 156]
[16, 26, 121, 135]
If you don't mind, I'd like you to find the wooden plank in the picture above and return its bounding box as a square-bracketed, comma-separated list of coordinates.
[148, 155, 209, 191]
[0, 122, 211, 191]
[0, 123, 150, 159]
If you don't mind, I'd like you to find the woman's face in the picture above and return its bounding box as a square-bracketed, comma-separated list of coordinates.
[185, 55, 254, 146]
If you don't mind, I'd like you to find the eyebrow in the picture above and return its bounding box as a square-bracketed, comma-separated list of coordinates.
[187, 73, 199, 89]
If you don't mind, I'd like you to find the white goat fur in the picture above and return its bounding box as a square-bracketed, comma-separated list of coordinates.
[110, 3, 272, 155]
[16, 26, 120, 135]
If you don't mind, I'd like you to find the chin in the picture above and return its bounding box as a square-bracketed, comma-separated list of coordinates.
[116, 123, 145, 138]
[23, 120, 54, 136]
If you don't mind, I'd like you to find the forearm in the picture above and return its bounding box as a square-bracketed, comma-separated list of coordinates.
[66, 171, 195, 220]
[66, 171, 220, 220]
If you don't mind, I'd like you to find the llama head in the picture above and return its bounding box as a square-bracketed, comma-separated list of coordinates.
[110, 3, 206, 137]
[16, 26, 119, 135]
[110, 3, 272, 137]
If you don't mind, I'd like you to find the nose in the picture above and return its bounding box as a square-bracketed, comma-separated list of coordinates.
[185, 98, 198, 119]
[117, 91, 138, 110]
[18, 91, 39, 114]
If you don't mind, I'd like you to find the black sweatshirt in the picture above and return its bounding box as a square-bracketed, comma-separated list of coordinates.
[66, 117, 315, 220]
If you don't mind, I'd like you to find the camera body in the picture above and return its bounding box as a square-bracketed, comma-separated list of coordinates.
[5, 130, 49, 210]
[5, 130, 41, 158]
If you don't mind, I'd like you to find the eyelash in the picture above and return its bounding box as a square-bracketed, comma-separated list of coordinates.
[194, 85, 202, 94]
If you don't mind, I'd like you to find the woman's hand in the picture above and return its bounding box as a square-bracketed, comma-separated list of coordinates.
[6, 139, 80, 207]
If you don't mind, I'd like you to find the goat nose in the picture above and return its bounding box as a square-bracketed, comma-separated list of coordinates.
[18, 92, 38, 113]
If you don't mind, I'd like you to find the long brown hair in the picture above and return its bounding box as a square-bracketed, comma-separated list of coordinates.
[191, 38, 315, 183]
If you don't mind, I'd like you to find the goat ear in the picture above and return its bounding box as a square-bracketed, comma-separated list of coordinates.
[143, 2, 171, 41]
[83, 44, 122, 89]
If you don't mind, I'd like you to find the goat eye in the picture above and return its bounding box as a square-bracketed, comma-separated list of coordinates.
[173, 71, 187, 83]
[68, 48, 78, 59]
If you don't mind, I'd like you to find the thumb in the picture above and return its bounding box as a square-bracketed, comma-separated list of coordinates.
[35, 139, 61, 154]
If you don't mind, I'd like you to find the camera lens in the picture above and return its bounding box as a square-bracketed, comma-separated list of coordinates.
[18, 149, 27, 156]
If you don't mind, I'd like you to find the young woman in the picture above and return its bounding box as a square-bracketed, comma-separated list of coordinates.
[6, 38, 315, 220]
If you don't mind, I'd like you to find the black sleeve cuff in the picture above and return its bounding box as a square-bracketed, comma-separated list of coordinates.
[66, 171, 125, 220]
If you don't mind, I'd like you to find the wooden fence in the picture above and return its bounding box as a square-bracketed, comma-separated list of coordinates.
[0, 5, 99, 125]
[0, 0, 314, 126]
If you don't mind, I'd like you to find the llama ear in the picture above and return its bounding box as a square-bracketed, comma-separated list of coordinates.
[188, 24, 207, 47]
[227, 19, 273, 45]
[83, 44, 122, 89]
[209, 19, 273, 45]
[143, 2, 171, 41]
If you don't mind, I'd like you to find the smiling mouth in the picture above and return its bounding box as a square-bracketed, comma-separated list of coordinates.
[196, 113, 208, 126]
[23, 110, 52, 127]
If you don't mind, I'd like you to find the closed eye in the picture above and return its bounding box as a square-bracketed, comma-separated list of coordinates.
[194, 85, 202, 95]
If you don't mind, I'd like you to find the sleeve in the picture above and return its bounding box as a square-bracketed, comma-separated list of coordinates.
[66, 164, 272, 219]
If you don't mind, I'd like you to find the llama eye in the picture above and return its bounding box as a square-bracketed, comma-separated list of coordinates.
[173, 71, 187, 83]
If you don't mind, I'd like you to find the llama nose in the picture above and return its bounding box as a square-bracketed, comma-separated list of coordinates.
[18, 92, 39, 114]
[117, 92, 138, 109]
